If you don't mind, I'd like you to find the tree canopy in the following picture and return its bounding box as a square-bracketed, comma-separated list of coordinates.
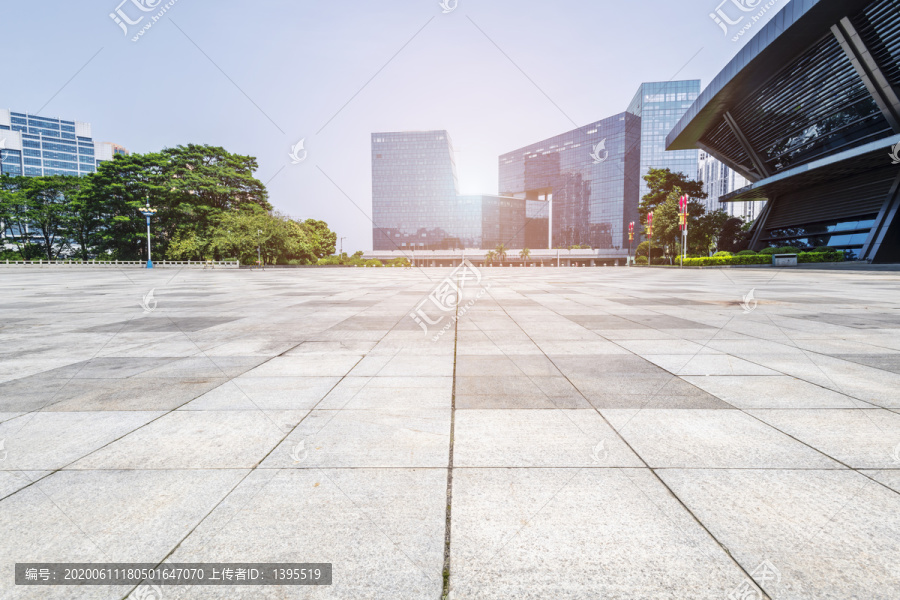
[0, 144, 336, 265]
[640, 168, 707, 216]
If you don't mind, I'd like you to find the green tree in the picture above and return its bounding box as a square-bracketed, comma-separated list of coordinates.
[716, 216, 752, 253]
[387, 256, 410, 267]
[691, 210, 730, 255]
[19, 175, 84, 260]
[82, 146, 270, 260]
[484, 250, 496, 265]
[297, 219, 336, 259]
[80, 152, 171, 260]
[640, 168, 707, 216]
[519, 248, 531, 261]
[200, 207, 317, 265]
[635, 240, 663, 260]
[66, 179, 104, 260]
[494, 243, 508, 263]
[647, 188, 710, 259]
[0, 175, 37, 258]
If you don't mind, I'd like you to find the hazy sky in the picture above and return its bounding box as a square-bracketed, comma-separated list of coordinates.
[3, 0, 787, 252]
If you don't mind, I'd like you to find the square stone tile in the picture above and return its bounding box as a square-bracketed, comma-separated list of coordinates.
[454, 409, 642, 467]
[42, 357, 178, 379]
[261, 408, 450, 468]
[749, 408, 900, 468]
[455, 376, 592, 409]
[69, 410, 306, 470]
[659, 469, 900, 600]
[0, 469, 247, 599]
[349, 353, 453, 377]
[133, 356, 268, 378]
[0, 471, 48, 499]
[643, 354, 781, 376]
[681, 375, 872, 409]
[455, 354, 562, 377]
[603, 409, 842, 469]
[180, 377, 341, 411]
[243, 355, 364, 377]
[570, 375, 732, 409]
[38, 377, 228, 412]
[862, 469, 900, 493]
[160, 468, 446, 600]
[0, 411, 164, 471]
[315, 377, 451, 410]
[450, 468, 761, 599]
[551, 355, 665, 377]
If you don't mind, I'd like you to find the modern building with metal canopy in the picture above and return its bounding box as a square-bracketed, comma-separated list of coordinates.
[667, 0, 900, 262]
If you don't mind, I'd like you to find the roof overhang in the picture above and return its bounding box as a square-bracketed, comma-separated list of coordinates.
[721, 134, 900, 201]
[667, 0, 871, 151]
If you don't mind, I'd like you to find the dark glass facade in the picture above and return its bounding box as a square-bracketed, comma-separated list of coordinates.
[372, 131, 528, 250]
[499, 113, 640, 249]
[627, 81, 701, 201]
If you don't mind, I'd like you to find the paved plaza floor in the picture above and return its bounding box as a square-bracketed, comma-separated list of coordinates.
[1, 265, 900, 599]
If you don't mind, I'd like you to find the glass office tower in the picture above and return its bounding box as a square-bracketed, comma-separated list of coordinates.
[499, 112, 641, 250]
[627, 81, 701, 201]
[372, 131, 528, 250]
[372, 130, 461, 250]
[0, 109, 111, 177]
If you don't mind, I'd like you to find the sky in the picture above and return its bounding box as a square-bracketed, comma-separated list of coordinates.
[2, 0, 787, 252]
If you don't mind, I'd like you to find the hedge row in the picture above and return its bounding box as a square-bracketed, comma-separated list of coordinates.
[679, 252, 844, 267]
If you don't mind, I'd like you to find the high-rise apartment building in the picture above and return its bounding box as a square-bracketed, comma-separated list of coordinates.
[698, 151, 764, 220]
[0, 109, 127, 178]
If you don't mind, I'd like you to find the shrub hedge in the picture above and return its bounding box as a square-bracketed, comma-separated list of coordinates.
[798, 251, 844, 263]
[680, 252, 843, 267]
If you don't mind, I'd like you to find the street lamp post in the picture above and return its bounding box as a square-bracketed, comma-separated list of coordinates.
[340, 236, 347, 258]
[139, 204, 157, 269]
[646, 212, 654, 267]
[257, 229, 262, 269]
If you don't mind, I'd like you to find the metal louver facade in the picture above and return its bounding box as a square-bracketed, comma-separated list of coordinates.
[667, 0, 900, 262]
